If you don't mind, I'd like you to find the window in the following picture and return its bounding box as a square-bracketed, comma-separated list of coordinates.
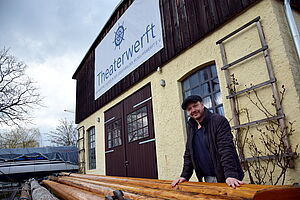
[88, 127, 96, 169]
[127, 106, 149, 142]
[107, 119, 122, 148]
[182, 64, 224, 115]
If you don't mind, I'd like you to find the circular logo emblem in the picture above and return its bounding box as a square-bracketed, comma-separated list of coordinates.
[113, 22, 126, 49]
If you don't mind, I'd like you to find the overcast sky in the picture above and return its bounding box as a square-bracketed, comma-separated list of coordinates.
[0, 0, 122, 146]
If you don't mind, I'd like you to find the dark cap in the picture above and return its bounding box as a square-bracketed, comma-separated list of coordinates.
[181, 95, 203, 110]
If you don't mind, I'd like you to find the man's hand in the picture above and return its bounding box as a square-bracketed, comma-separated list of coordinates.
[171, 177, 187, 187]
[226, 177, 245, 188]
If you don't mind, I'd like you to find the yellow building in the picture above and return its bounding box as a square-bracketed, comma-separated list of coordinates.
[73, 0, 300, 185]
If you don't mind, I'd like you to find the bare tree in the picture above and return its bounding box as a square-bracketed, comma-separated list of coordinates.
[0, 127, 40, 148]
[229, 74, 298, 185]
[0, 48, 42, 126]
[47, 118, 77, 146]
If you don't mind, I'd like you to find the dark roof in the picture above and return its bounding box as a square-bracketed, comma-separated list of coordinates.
[72, 0, 300, 80]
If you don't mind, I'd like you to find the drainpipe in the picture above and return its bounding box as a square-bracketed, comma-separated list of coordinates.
[284, 0, 300, 63]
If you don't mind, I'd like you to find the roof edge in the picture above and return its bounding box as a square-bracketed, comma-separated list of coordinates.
[72, 0, 129, 79]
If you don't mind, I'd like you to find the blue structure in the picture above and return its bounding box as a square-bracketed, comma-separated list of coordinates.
[0, 146, 78, 182]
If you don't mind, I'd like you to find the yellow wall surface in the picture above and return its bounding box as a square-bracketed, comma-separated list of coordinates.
[78, 0, 300, 184]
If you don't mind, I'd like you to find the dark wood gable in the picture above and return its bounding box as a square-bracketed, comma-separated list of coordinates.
[73, 0, 270, 124]
[291, 0, 300, 10]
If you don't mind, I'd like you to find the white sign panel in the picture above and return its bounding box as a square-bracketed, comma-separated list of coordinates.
[95, 0, 164, 100]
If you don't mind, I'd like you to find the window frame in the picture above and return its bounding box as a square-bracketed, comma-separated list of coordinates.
[126, 106, 149, 143]
[106, 119, 122, 149]
[87, 126, 96, 170]
[182, 64, 224, 115]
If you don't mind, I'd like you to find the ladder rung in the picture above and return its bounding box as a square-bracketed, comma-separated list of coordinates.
[221, 45, 268, 70]
[216, 16, 261, 44]
[79, 149, 85, 152]
[232, 115, 284, 129]
[242, 152, 296, 162]
[226, 79, 275, 99]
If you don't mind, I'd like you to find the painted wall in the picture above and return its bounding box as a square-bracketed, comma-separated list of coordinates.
[78, 0, 300, 184]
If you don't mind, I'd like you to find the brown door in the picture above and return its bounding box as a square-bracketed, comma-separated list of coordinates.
[104, 103, 126, 177]
[124, 85, 158, 179]
[104, 84, 158, 179]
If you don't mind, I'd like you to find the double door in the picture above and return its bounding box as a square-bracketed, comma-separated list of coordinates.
[104, 85, 158, 178]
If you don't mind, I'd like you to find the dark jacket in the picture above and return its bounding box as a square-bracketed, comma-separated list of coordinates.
[180, 108, 244, 182]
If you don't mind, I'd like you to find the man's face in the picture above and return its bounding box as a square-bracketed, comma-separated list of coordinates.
[186, 101, 205, 121]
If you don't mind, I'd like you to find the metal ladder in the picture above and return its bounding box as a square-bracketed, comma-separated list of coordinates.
[216, 16, 291, 163]
[77, 126, 86, 173]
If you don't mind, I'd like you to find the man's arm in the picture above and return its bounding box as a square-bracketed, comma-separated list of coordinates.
[216, 116, 245, 188]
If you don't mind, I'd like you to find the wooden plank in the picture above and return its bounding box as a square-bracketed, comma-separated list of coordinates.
[253, 187, 300, 200]
[256, 21, 291, 159]
[216, 16, 260, 44]
[185, 0, 199, 43]
[169, 0, 183, 54]
[291, 0, 300, 11]
[232, 115, 285, 130]
[227, 0, 244, 15]
[112, 85, 118, 100]
[194, 0, 209, 35]
[154, 51, 162, 68]
[207, 0, 220, 26]
[177, 0, 191, 48]
[149, 56, 156, 72]
[48, 176, 160, 200]
[226, 79, 275, 99]
[55, 176, 235, 200]
[163, 0, 175, 58]
[55, 173, 300, 200]
[43, 180, 104, 200]
[134, 68, 140, 82]
[241, 0, 251, 8]
[144, 58, 150, 75]
[221, 45, 268, 70]
[105, 90, 110, 109]
[159, 0, 169, 64]
[203, 0, 215, 32]
[124, 74, 131, 91]
[61, 172, 282, 190]
[215, 0, 230, 24]
[243, 152, 296, 162]
[139, 62, 146, 80]
[219, 44, 239, 126]
[219, 43, 245, 162]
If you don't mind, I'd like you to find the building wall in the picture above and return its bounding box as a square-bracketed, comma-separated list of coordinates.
[79, 0, 300, 184]
[73, 0, 260, 124]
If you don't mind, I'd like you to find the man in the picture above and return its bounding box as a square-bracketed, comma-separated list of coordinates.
[171, 95, 244, 188]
